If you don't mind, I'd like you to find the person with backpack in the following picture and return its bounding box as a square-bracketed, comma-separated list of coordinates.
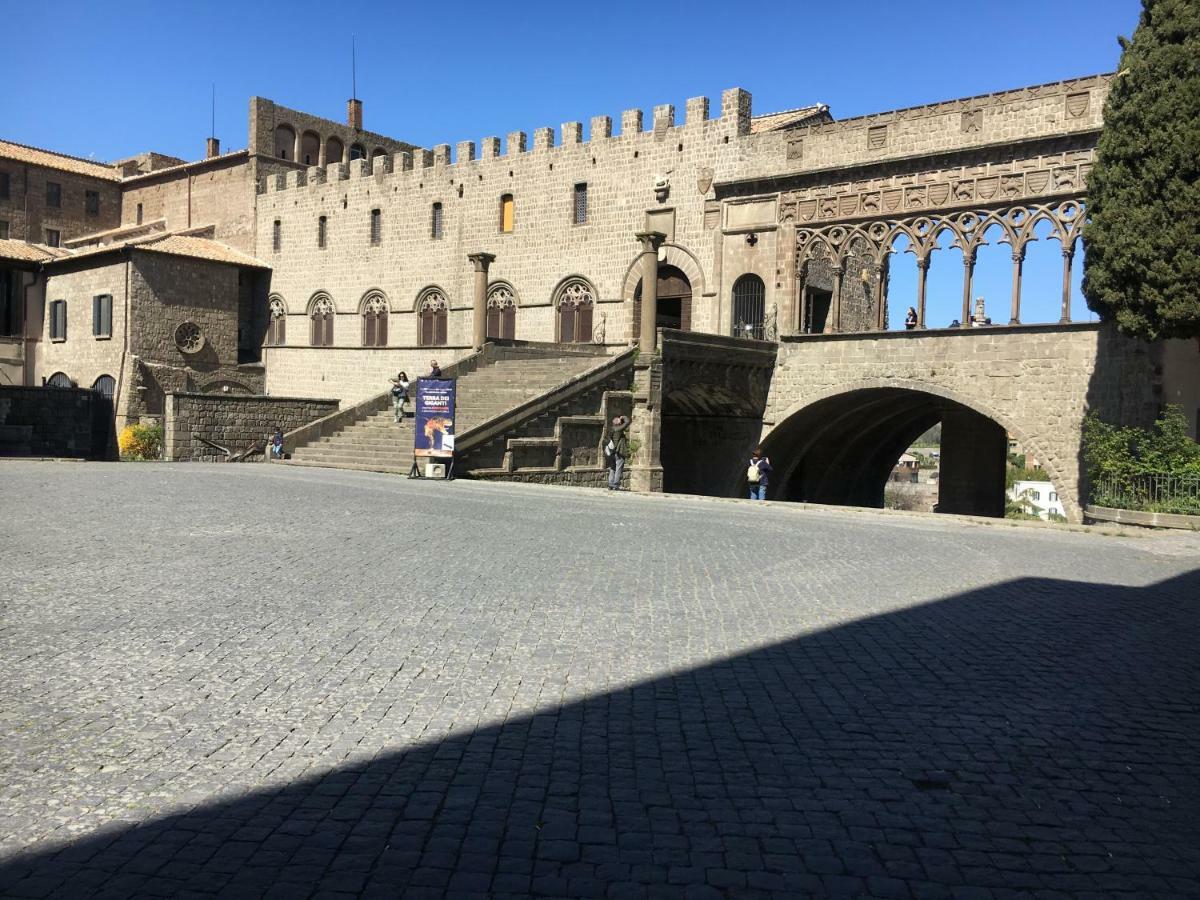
[747, 447, 772, 500]
[604, 415, 630, 491]
[390, 371, 410, 423]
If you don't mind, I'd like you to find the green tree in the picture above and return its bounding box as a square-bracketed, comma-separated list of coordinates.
[1082, 0, 1200, 339]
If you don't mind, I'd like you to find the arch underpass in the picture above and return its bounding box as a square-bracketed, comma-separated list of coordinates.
[763, 387, 1023, 518]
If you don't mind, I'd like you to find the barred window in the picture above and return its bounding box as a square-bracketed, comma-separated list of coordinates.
[573, 183, 588, 225]
[370, 209, 381, 245]
[136, 203, 143, 225]
[273, 219, 281, 252]
[431, 202, 443, 240]
[318, 215, 327, 249]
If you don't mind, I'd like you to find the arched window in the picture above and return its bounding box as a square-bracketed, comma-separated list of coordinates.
[361, 293, 389, 347]
[92, 374, 115, 401]
[500, 194, 514, 233]
[731, 274, 767, 339]
[371, 148, 387, 162]
[47, 372, 72, 388]
[274, 124, 296, 160]
[267, 296, 287, 346]
[487, 284, 517, 340]
[350, 143, 367, 161]
[309, 295, 335, 347]
[326, 137, 344, 165]
[418, 290, 448, 347]
[301, 132, 321, 166]
[556, 278, 595, 344]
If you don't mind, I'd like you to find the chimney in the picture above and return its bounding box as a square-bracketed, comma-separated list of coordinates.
[206, 137, 221, 159]
[347, 98, 363, 131]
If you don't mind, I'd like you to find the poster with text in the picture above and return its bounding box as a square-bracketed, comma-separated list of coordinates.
[414, 378, 456, 458]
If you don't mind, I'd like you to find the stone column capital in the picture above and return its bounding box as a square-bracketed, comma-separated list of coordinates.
[467, 252, 496, 272]
[916, 256, 931, 271]
[635, 230, 667, 254]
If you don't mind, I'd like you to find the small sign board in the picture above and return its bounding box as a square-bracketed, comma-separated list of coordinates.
[414, 378, 456, 459]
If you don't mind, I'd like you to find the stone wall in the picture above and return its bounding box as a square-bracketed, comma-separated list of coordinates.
[0, 158, 122, 245]
[262, 346, 472, 407]
[37, 258, 129, 400]
[0, 385, 115, 459]
[762, 323, 1160, 520]
[163, 392, 338, 461]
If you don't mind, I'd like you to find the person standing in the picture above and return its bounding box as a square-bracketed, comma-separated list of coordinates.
[428, 360, 442, 377]
[390, 371, 410, 423]
[604, 415, 630, 491]
[747, 447, 772, 500]
[904, 307, 918, 330]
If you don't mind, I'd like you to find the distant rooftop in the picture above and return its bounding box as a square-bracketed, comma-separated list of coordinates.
[750, 104, 831, 134]
[0, 139, 120, 181]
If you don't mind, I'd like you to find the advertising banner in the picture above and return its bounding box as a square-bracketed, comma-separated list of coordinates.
[414, 378, 456, 458]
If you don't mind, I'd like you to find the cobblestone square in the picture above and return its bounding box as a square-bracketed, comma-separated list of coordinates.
[1, 461, 1198, 898]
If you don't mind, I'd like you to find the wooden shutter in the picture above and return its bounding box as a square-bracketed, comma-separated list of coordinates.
[487, 306, 500, 339]
[576, 304, 593, 343]
[502, 305, 516, 340]
[93, 296, 101, 336]
[376, 312, 387, 346]
[421, 311, 433, 347]
[363, 313, 375, 347]
[434, 310, 447, 346]
[559, 304, 575, 343]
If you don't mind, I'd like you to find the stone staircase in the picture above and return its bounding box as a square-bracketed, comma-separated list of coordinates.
[283, 350, 607, 475]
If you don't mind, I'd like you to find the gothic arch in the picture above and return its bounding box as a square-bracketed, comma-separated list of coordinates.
[487, 280, 520, 306]
[412, 285, 450, 313]
[620, 242, 706, 302]
[267, 293, 289, 316]
[357, 288, 390, 315]
[306, 291, 337, 316]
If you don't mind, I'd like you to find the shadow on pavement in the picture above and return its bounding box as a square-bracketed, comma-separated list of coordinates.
[3, 571, 1199, 898]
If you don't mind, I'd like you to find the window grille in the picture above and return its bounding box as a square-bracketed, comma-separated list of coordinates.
[731, 274, 766, 339]
[573, 183, 588, 224]
[318, 216, 327, 249]
[273, 220, 281, 252]
[370, 209, 381, 245]
[431, 203, 443, 240]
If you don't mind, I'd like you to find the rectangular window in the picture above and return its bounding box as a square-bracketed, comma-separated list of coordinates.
[136, 203, 143, 225]
[370, 208, 381, 245]
[431, 202, 443, 240]
[273, 219, 281, 252]
[85, 190, 100, 216]
[45, 229, 60, 247]
[500, 195, 514, 233]
[1049, 492, 1057, 503]
[573, 183, 588, 225]
[92, 294, 112, 338]
[0, 221, 8, 240]
[46, 182, 61, 208]
[0, 172, 9, 200]
[49, 299, 67, 341]
[318, 215, 327, 249]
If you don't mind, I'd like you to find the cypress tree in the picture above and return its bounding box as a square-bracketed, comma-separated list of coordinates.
[1082, 0, 1200, 339]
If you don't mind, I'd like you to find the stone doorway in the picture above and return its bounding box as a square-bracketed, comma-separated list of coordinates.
[634, 265, 692, 337]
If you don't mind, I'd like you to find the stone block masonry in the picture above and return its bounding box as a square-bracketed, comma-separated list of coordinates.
[164, 392, 338, 461]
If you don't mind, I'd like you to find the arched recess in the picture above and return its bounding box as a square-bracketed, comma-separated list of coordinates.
[486, 281, 518, 340]
[300, 132, 321, 167]
[359, 290, 390, 347]
[274, 124, 296, 160]
[620, 242, 706, 304]
[46, 372, 73, 388]
[759, 378, 1076, 521]
[349, 143, 367, 161]
[326, 137, 345, 165]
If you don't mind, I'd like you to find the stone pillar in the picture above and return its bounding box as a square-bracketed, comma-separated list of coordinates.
[915, 256, 930, 329]
[828, 263, 845, 333]
[628, 356, 664, 494]
[874, 264, 886, 331]
[1060, 246, 1074, 323]
[1009, 247, 1025, 325]
[318, 137, 327, 167]
[293, 132, 302, 167]
[961, 249, 976, 328]
[468, 252, 496, 350]
[938, 406, 1007, 517]
[635, 231, 667, 350]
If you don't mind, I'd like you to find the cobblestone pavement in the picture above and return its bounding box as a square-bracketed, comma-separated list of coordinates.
[2, 460, 1199, 899]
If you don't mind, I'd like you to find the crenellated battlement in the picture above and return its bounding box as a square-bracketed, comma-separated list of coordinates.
[258, 88, 753, 196]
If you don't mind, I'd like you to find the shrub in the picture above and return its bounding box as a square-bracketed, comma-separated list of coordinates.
[118, 423, 163, 461]
[1083, 406, 1200, 513]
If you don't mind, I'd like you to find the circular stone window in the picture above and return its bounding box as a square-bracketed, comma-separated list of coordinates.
[174, 322, 205, 354]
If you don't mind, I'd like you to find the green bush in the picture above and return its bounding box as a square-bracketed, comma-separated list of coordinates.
[1083, 406, 1200, 513]
[118, 423, 164, 461]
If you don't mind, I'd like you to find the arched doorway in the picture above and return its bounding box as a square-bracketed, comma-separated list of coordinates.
[634, 265, 692, 338]
[759, 386, 1039, 518]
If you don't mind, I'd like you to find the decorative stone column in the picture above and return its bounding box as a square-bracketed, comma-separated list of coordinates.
[293, 132, 303, 167]
[828, 263, 845, 333]
[915, 256, 930, 329]
[961, 249, 976, 328]
[1059, 245, 1074, 323]
[468, 252, 496, 350]
[1009, 247, 1025, 325]
[635, 231, 667, 350]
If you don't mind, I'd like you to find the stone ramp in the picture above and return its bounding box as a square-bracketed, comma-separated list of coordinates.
[284, 350, 607, 476]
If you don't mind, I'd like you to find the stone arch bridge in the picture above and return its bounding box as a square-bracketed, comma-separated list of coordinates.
[652, 323, 1161, 523]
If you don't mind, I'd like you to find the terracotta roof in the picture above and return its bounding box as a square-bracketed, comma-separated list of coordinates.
[0, 139, 120, 181]
[750, 104, 830, 134]
[137, 234, 267, 269]
[118, 149, 249, 183]
[0, 239, 72, 263]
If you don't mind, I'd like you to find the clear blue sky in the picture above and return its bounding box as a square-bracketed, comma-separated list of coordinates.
[2, 0, 1142, 325]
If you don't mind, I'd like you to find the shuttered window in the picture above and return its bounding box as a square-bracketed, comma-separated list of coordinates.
[272, 220, 281, 252]
[92, 294, 112, 338]
[500, 195, 514, 233]
[318, 216, 327, 249]
[49, 300, 67, 341]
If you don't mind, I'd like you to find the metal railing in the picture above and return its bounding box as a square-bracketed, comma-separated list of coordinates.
[1090, 474, 1200, 516]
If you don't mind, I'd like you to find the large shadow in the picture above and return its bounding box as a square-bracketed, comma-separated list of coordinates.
[3, 572, 1199, 898]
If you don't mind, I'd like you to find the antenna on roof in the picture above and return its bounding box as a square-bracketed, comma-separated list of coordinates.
[210, 83, 216, 138]
[351, 34, 357, 100]
[206, 83, 221, 159]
